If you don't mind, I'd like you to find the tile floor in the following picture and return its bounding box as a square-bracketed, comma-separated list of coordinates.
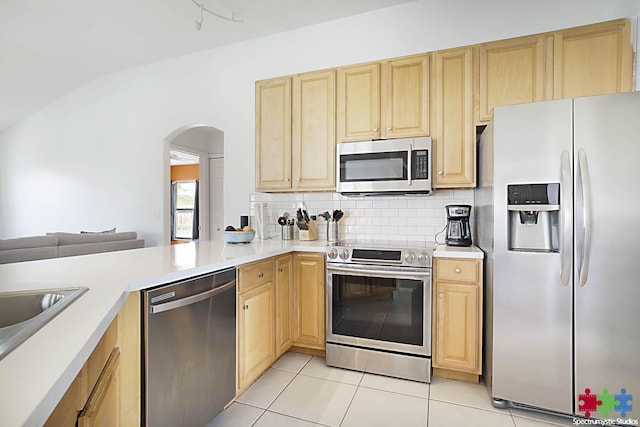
[207, 352, 576, 427]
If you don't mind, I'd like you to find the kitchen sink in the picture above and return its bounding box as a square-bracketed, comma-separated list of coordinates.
[0, 287, 89, 361]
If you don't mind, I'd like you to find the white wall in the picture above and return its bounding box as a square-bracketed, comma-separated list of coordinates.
[1, 0, 638, 245]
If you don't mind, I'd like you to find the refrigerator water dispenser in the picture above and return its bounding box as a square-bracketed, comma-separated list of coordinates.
[507, 183, 560, 252]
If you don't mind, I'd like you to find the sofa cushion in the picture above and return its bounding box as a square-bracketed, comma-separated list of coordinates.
[0, 235, 58, 250]
[58, 239, 145, 258]
[0, 247, 59, 264]
[47, 232, 138, 246]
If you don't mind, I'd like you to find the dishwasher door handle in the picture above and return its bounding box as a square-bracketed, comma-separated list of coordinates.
[149, 279, 236, 314]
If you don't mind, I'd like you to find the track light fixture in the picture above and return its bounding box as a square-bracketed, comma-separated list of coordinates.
[194, 2, 204, 30]
[191, 0, 243, 31]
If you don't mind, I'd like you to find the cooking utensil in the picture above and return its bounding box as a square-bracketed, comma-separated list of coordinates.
[333, 210, 344, 221]
[277, 216, 287, 226]
[296, 208, 308, 230]
[320, 211, 331, 221]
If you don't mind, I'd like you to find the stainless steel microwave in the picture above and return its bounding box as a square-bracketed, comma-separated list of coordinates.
[336, 137, 432, 196]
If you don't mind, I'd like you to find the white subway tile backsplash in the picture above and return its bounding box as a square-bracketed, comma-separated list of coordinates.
[434, 190, 454, 199]
[372, 199, 390, 209]
[389, 199, 408, 209]
[389, 217, 408, 226]
[379, 208, 398, 217]
[250, 190, 474, 242]
[372, 217, 390, 226]
[407, 199, 427, 209]
[397, 208, 417, 218]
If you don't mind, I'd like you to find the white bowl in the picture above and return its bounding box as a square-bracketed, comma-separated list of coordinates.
[222, 230, 255, 244]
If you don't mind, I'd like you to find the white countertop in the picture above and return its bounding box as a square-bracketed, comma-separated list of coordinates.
[433, 244, 485, 259]
[0, 237, 481, 426]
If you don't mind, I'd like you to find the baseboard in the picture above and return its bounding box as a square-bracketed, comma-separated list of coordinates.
[433, 367, 479, 383]
[289, 346, 326, 358]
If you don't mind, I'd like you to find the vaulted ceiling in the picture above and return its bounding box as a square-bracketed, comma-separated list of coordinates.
[0, 0, 415, 130]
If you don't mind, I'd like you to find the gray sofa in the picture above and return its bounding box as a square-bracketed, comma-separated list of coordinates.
[0, 232, 145, 264]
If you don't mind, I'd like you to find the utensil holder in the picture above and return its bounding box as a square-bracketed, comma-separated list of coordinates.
[327, 221, 339, 243]
[281, 224, 294, 240]
[298, 219, 318, 241]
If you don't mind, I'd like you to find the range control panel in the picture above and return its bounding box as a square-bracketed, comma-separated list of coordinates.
[326, 245, 432, 268]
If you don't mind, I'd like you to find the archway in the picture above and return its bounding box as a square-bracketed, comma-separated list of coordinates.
[163, 124, 224, 244]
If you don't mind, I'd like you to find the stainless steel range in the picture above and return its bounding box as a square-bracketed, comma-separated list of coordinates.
[325, 241, 433, 383]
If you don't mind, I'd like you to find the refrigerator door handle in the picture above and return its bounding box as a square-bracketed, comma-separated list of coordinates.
[560, 150, 572, 286]
[578, 149, 592, 287]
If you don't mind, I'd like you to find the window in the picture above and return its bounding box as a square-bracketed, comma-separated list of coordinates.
[173, 181, 196, 240]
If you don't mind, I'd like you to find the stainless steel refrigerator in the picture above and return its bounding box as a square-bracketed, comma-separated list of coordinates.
[476, 92, 639, 422]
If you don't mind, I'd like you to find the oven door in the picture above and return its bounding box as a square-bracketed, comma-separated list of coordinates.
[326, 263, 431, 356]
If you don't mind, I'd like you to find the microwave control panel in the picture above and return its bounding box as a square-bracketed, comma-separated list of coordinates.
[412, 150, 429, 180]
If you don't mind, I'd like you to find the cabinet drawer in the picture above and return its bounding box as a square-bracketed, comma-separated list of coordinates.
[238, 259, 274, 293]
[435, 259, 480, 283]
[82, 316, 118, 403]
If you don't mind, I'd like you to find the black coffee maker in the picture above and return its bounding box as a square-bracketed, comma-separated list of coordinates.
[445, 205, 472, 247]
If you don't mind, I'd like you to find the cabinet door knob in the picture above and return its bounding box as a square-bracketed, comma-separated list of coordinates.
[243, 304, 249, 310]
[454, 268, 461, 273]
[296, 177, 301, 181]
[439, 293, 444, 299]
[278, 267, 283, 272]
[373, 127, 378, 132]
[437, 171, 443, 175]
[258, 272, 264, 278]
[387, 126, 392, 131]
[285, 178, 290, 182]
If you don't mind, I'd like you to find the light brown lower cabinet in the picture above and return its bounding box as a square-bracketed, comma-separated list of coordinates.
[236, 252, 326, 393]
[237, 282, 276, 391]
[432, 258, 483, 383]
[292, 253, 325, 350]
[275, 254, 293, 357]
[77, 348, 120, 427]
[237, 258, 276, 391]
[45, 292, 140, 426]
[47, 252, 327, 421]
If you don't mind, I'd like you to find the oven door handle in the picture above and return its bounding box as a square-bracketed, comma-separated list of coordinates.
[327, 265, 431, 280]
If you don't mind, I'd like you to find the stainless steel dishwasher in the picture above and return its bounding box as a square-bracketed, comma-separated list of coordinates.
[143, 267, 236, 427]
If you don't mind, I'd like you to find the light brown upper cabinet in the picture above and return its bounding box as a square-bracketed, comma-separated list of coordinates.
[432, 47, 476, 188]
[381, 55, 430, 138]
[255, 77, 292, 191]
[256, 19, 634, 192]
[553, 19, 633, 100]
[256, 71, 336, 192]
[337, 63, 381, 142]
[292, 70, 336, 191]
[477, 35, 549, 124]
[337, 54, 429, 142]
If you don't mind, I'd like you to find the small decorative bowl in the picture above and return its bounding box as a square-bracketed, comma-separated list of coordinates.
[223, 230, 255, 244]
